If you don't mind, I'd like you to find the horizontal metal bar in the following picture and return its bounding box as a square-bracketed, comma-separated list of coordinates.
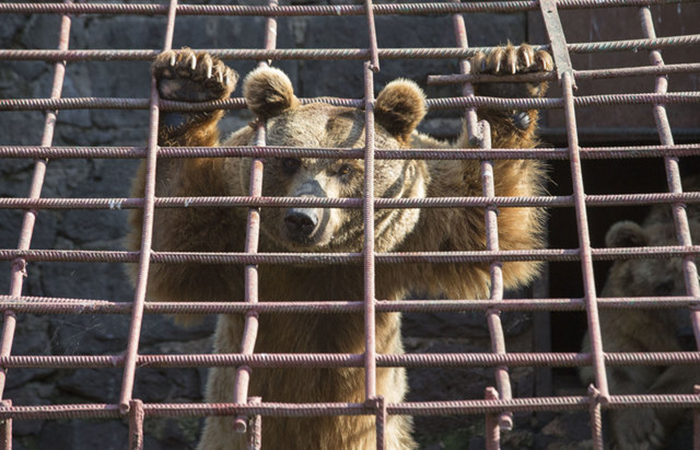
[1, 34, 698, 63]
[1, 295, 698, 316]
[4, 90, 699, 113]
[3, 393, 700, 421]
[2, 191, 700, 211]
[1, 350, 700, 371]
[1, 246, 700, 265]
[2, 143, 699, 161]
[0, 1, 695, 17]
[428, 62, 700, 85]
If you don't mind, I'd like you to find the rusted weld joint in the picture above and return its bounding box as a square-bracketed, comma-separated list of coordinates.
[588, 384, 609, 406]
[10, 259, 27, 278]
[233, 366, 255, 434]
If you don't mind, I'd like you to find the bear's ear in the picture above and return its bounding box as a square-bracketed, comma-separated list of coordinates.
[605, 221, 649, 248]
[374, 79, 427, 144]
[243, 67, 300, 119]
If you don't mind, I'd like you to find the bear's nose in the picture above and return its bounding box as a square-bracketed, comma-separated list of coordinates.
[284, 208, 319, 238]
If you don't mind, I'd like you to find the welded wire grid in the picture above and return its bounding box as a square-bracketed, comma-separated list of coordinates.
[0, 1, 699, 449]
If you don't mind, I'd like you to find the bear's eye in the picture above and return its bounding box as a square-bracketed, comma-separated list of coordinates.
[282, 158, 301, 174]
[336, 164, 353, 177]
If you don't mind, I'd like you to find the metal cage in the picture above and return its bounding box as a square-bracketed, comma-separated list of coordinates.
[1, 1, 700, 449]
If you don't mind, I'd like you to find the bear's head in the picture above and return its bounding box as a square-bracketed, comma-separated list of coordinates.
[601, 208, 700, 299]
[231, 66, 430, 252]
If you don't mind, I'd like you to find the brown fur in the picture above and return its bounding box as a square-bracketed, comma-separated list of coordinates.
[580, 177, 700, 450]
[128, 44, 552, 449]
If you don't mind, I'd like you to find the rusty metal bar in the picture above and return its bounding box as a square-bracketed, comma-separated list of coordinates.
[5, 90, 700, 113]
[230, 123, 265, 434]
[117, 0, 178, 416]
[484, 387, 501, 450]
[2, 143, 700, 161]
[429, 62, 700, 84]
[4, 393, 700, 421]
[480, 121, 514, 432]
[2, 33, 699, 62]
[2, 350, 700, 370]
[0, 0, 73, 401]
[362, 61, 378, 402]
[565, 65, 612, 401]
[587, 386, 603, 450]
[4, 295, 700, 315]
[639, 4, 700, 353]
[540, 8, 611, 445]
[128, 399, 145, 450]
[0, 400, 11, 450]
[364, 0, 380, 72]
[232, 0, 279, 435]
[637, 13, 700, 449]
[1, 1, 697, 17]
[451, 6, 512, 433]
[4, 245, 700, 265]
[374, 396, 386, 450]
[246, 397, 262, 450]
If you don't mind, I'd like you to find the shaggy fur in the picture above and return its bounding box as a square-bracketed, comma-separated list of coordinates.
[580, 177, 700, 450]
[128, 43, 552, 450]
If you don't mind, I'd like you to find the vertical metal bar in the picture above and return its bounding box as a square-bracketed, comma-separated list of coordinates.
[450, 0, 479, 139]
[0, 400, 11, 450]
[233, 0, 279, 434]
[364, 0, 380, 72]
[638, 6, 700, 349]
[0, 0, 72, 400]
[540, 0, 610, 402]
[118, 0, 178, 414]
[452, 0, 512, 432]
[484, 387, 501, 450]
[639, 10, 700, 443]
[128, 399, 144, 450]
[561, 69, 609, 398]
[480, 120, 514, 432]
[232, 125, 264, 434]
[362, 61, 378, 402]
[375, 395, 386, 450]
[246, 397, 262, 450]
[587, 385, 604, 450]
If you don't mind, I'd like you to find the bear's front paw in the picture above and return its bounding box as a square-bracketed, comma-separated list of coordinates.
[472, 43, 553, 77]
[153, 48, 238, 102]
[470, 43, 553, 99]
[610, 408, 666, 450]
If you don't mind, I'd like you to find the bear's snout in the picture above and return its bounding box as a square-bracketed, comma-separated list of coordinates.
[284, 208, 320, 241]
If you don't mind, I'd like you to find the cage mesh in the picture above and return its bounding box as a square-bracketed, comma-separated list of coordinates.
[1, 1, 700, 449]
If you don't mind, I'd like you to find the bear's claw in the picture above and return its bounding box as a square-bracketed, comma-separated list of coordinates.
[152, 49, 238, 103]
[468, 43, 553, 102]
[471, 43, 553, 76]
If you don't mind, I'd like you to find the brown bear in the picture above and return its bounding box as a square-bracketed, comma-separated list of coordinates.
[128, 44, 552, 450]
[580, 180, 700, 450]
